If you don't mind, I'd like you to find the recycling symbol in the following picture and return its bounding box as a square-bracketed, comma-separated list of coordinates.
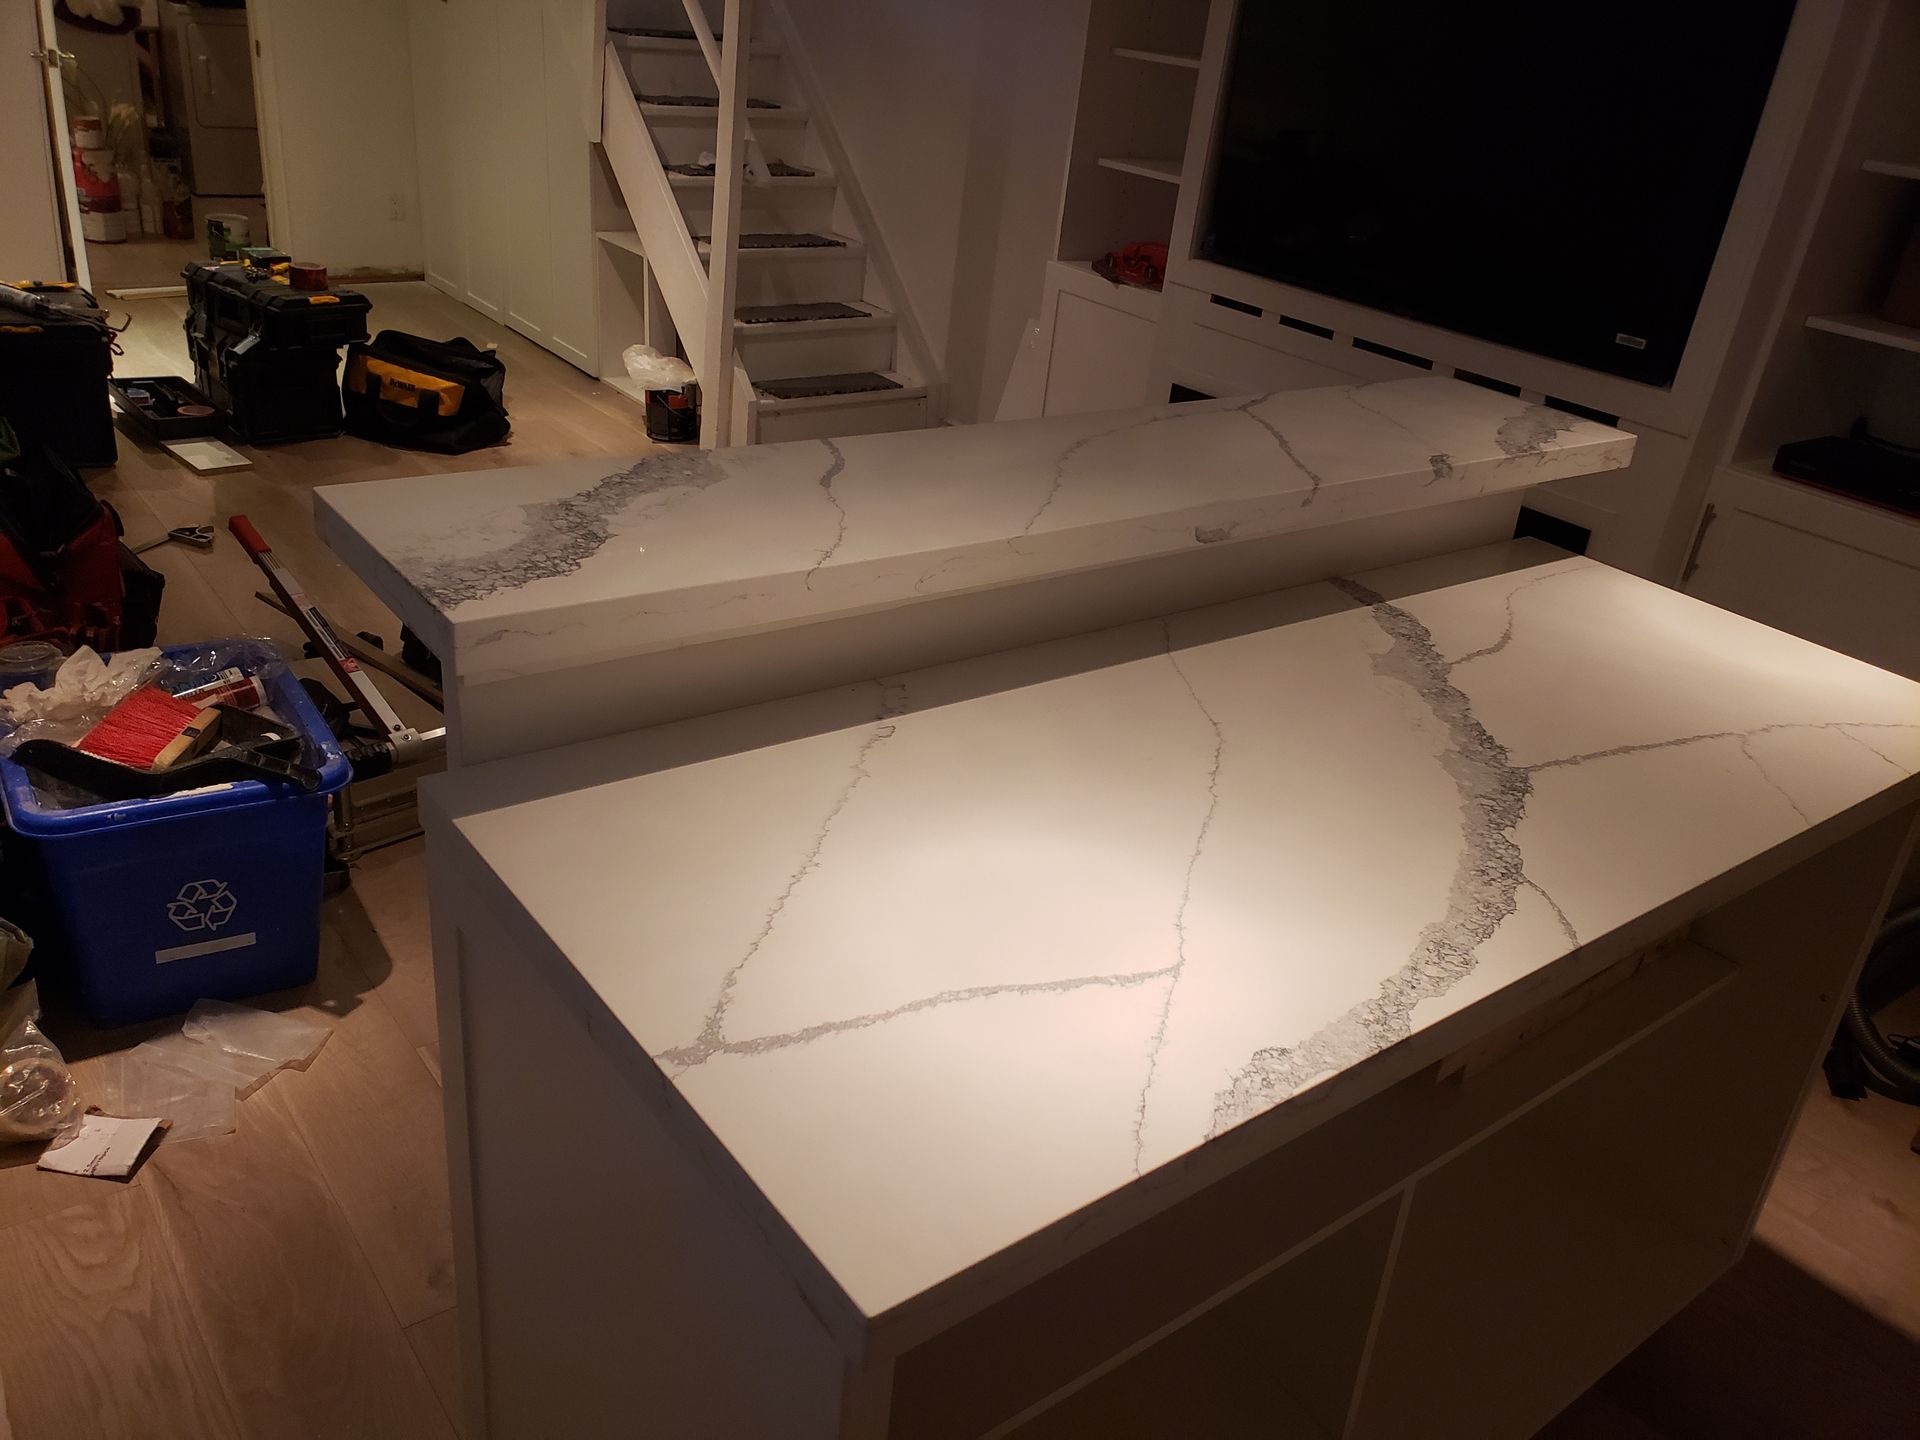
[167, 879, 238, 933]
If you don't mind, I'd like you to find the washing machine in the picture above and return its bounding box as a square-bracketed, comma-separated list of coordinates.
[158, 1, 262, 197]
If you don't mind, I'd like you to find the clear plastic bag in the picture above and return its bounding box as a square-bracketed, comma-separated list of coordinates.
[622, 344, 697, 390]
[89, 1000, 331, 1143]
[0, 636, 301, 811]
[0, 975, 83, 1146]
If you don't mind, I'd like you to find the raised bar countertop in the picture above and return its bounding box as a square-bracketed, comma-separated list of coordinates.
[315, 379, 1633, 682]
[429, 541, 1920, 1336]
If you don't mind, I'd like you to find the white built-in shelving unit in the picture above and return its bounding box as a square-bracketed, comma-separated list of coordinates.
[1803, 310, 1920, 353]
[1020, 2, 1212, 419]
[1681, 0, 1920, 679]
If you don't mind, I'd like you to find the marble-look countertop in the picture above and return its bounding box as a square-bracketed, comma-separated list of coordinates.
[430, 541, 1920, 1328]
[316, 379, 1632, 681]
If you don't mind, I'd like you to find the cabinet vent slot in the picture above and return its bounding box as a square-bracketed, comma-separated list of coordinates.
[1278, 315, 1334, 339]
[1209, 294, 1262, 317]
[1544, 394, 1621, 427]
[1352, 338, 1433, 370]
[1451, 369, 1523, 397]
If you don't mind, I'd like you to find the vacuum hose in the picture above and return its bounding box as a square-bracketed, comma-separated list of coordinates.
[1843, 902, 1920, 1104]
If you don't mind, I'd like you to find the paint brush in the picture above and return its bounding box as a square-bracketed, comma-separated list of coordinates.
[75, 685, 221, 771]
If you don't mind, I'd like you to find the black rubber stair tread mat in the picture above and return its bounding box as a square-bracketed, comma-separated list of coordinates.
[667, 160, 817, 178]
[737, 302, 870, 324]
[756, 372, 903, 400]
[638, 93, 782, 109]
[695, 232, 846, 249]
[611, 26, 703, 39]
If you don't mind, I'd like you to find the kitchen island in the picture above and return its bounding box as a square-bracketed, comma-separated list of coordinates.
[315, 385, 1918, 1437]
[316, 377, 1631, 763]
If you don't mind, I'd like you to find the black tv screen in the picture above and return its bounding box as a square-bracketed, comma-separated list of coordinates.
[1199, 3, 1796, 387]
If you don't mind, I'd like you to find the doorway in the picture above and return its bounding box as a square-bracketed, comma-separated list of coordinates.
[52, 0, 268, 295]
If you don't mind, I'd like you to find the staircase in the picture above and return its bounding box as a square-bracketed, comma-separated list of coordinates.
[595, 0, 943, 446]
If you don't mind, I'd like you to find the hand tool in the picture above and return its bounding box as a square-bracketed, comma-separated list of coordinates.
[131, 524, 215, 554]
[229, 514, 443, 772]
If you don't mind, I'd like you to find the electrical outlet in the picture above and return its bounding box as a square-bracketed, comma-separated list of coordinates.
[388, 193, 405, 222]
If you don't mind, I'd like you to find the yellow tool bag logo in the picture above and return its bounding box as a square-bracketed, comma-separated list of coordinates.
[344, 354, 465, 416]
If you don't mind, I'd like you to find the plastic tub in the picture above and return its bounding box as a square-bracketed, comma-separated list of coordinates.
[0, 646, 349, 1026]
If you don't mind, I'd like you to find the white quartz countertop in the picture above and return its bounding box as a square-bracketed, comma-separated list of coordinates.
[316, 379, 1632, 681]
[430, 541, 1920, 1330]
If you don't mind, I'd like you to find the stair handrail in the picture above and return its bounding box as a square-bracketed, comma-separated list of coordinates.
[600, 40, 712, 381]
[699, 0, 753, 445]
[679, 0, 771, 183]
[763, 0, 946, 419]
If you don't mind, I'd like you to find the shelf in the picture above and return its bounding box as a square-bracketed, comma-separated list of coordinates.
[599, 373, 650, 406]
[595, 229, 645, 258]
[1804, 312, 1920, 354]
[1862, 159, 1920, 179]
[1111, 46, 1201, 70]
[1096, 156, 1182, 185]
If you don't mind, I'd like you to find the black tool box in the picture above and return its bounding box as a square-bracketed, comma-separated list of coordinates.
[108, 375, 224, 443]
[0, 282, 117, 468]
[183, 261, 371, 444]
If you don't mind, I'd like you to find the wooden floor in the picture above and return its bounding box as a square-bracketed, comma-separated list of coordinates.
[1, 289, 1917, 1435]
[83, 235, 205, 295]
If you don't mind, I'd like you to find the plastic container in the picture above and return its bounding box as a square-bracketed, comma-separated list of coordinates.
[0, 646, 350, 1026]
[0, 642, 64, 691]
[205, 214, 250, 260]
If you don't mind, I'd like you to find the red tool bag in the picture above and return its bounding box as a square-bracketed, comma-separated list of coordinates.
[0, 449, 129, 653]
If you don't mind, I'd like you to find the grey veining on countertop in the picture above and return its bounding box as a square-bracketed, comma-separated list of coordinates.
[431, 542, 1920, 1324]
[316, 378, 1634, 680]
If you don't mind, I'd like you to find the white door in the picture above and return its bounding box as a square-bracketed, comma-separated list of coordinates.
[0, 0, 80, 283]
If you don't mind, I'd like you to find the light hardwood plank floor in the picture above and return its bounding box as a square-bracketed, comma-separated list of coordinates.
[2, 286, 1916, 1434]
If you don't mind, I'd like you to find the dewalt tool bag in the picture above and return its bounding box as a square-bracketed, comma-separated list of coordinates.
[342, 330, 509, 454]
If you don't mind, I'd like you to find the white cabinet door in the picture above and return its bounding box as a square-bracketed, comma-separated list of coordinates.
[2, 2, 76, 283]
[1683, 464, 1920, 680]
[541, 0, 597, 372]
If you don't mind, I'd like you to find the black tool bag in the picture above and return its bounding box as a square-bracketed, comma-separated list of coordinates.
[342, 331, 510, 454]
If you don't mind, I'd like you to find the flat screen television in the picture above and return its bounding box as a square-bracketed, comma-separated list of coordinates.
[1198, 3, 1797, 387]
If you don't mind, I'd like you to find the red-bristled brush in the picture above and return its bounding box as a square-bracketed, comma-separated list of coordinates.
[75, 685, 220, 771]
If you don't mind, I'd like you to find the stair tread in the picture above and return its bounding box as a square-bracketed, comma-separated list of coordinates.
[640, 100, 808, 122]
[755, 371, 907, 401]
[695, 231, 849, 250]
[667, 160, 819, 179]
[636, 93, 788, 110]
[610, 29, 781, 55]
[736, 301, 882, 324]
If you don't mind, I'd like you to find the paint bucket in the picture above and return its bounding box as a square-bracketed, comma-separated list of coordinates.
[115, 169, 143, 237]
[73, 145, 126, 244]
[206, 214, 251, 260]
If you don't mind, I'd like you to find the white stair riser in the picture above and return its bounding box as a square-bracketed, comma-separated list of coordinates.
[646, 112, 809, 167]
[754, 393, 930, 444]
[726, 254, 869, 306]
[679, 188, 836, 237]
[620, 52, 784, 103]
[735, 323, 896, 382]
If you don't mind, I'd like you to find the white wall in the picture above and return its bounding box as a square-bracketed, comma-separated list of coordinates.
[250, 0, 425, 276]
[785, 0, 1090, 423]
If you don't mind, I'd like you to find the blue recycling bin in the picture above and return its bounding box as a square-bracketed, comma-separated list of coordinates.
[0, 646, 350, 1026]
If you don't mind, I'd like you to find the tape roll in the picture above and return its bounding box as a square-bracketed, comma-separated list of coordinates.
[289, 262, 328, 291]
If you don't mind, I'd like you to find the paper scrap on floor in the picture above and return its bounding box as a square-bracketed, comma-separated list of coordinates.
[38, 1113, 164, 1179]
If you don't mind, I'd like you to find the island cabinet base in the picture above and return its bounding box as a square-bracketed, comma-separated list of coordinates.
[430, 801, 1915, 1440]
